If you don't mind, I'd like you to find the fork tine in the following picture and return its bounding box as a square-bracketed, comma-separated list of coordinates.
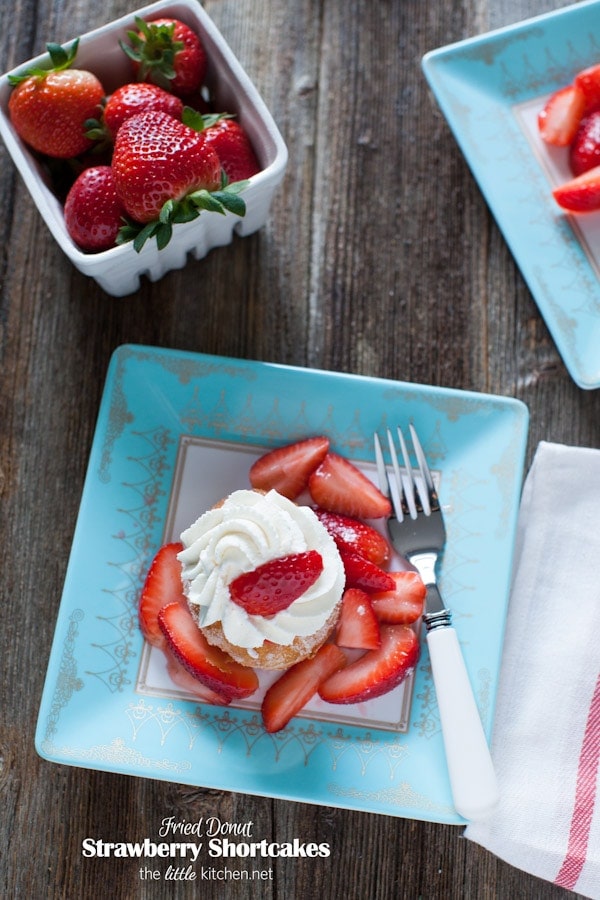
[394, 427, 420, 519]
[388, 427, 419, 519]
[409, 424, 439, 513]
[400, 426, 430, 517]
[373, 432, 389, 497]
[387, 430, 406, 521]
[375, 427, 439, 522]
[374, 431, 404, 521]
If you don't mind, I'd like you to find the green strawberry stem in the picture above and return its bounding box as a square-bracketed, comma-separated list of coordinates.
[120, 16, 183, 92]
[83, 104, 112, 152]
[181, 107, 235, 132]
[8, 39, 79, 85]
[117, 179, 248, 253]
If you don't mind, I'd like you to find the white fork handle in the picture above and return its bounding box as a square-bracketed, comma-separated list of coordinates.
[426, 626, 499, 821]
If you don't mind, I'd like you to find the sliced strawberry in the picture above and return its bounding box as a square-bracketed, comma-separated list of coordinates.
[249, 436, 330, 499]
[574, 63, 600, 114]
[138, 542, 185, 649]
[553, 165, 600, 212]
[338, 544, 395, 593]
[158, 601, 259, 701]
[308, 453, 392, 519]
[538, 83, 586, 146]
[261, 643, 347, 732]
[570, 111, 600, 176]
[370, 571, 426, 624]
[313, 508, 391, 565]
[319, 624, 419, 704]
[164, 648, 230, 705]
[229, 550, 323, 615]
[336, 588, 381, 650]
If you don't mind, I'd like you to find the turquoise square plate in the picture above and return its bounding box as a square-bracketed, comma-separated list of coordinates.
[36, 345, 528, 824]
[422, 0, 600, 390]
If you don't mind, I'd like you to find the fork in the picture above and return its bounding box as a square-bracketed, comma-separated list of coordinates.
[374, 425, 499, 821]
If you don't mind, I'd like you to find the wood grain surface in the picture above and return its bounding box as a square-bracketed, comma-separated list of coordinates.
[0, 1, 597, 898]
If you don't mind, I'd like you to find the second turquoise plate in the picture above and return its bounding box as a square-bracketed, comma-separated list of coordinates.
[423, 0, 600, 390]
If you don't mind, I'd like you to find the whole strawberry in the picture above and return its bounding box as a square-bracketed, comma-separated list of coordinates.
[8, 40, 105, 158]
[64, 166, 126, 252]
[112, 109, 247, 251]
[121, 16, 207, 97]
[112, 109, 220, 222]
[196, 114, 261, 182]
[103, 82, 184, 138]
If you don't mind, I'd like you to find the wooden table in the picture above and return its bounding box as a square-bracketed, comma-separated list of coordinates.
[1, 0, 596, 897]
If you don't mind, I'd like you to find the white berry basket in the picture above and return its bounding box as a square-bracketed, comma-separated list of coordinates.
[0, 0, 288, 296]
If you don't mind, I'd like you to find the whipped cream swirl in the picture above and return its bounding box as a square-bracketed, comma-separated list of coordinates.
[177, 489, 345, 654]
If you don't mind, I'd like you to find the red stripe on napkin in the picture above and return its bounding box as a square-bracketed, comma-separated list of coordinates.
[555, 672, 600, 891]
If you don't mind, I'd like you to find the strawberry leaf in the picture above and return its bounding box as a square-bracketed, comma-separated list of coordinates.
[117, 181, 247, 253]
[181, 107, 235, 132]
[171, 205, 199, 225]
[132, 221, 159, 253]
[120, 16, 184, 90]
[188, 189, 228, 214]
[84, 119, 105, 140]
[159, 199, 175, 224]
[46, 41, 77, 70]
[155, 222, 173, 251]
[212, 189, 246, 217]
[181, 107, 206, 131]
[83, 105, 111, 149]
[115, 215, 143, 244]
[222, 179, 248, 194]
[8, 39, 79, 84]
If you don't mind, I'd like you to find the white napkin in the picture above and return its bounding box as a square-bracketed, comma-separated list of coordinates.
[465, 441, 600, 899]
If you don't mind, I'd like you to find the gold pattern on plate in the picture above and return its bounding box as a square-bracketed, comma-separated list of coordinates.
[40, 736, 191, 774]
[41, 609, 85, 744]
[327, 778, 454, 815]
